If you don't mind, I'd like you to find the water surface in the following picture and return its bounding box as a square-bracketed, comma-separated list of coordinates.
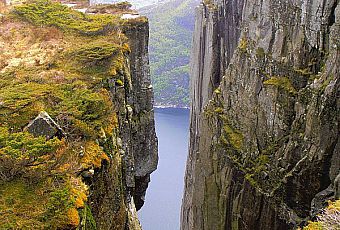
[138, 108, 189, 230]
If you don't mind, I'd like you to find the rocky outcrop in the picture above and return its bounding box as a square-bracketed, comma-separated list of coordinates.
[86, 17, 158, 230]
[25, 111, 65, 139]
[0, 1, 157, 229]
[182, 0, 339, 229]
[89, 21, 158, 226]
[124, 22, 158, 210]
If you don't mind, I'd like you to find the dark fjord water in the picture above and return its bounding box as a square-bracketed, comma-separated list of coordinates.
[138, 108, 189, 230]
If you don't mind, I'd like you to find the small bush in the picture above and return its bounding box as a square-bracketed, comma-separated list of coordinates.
[43, 188, 76, 228]
[264, 76, 297, 95]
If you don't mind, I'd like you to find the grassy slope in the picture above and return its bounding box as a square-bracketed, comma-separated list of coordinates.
[141, 0, 199, 107]
[0, 1, 141, 228]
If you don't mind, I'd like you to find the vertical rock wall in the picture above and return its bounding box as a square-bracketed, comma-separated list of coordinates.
[123, 21, 158, 211]
[182, 0, 339, 229]
[89, 20, 158, 230]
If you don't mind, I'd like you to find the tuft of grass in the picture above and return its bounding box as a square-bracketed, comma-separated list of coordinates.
[264, 76, 297, 95]
[222, 124, 244, 150]
[73, 42, 121, 63]
[238, 37, 248, 52]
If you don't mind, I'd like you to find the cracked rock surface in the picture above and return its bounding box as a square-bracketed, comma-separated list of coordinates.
[181, 0, 339, 229]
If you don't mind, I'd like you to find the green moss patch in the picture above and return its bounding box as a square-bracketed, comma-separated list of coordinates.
[222, 124, 244, 150]
[264, 76, 297, 95]
[79, 204, 97, 230]
[0, 179, 79, 229]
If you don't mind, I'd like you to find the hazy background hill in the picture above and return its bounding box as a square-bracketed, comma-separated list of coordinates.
[91, 0, 163, 8]
[92, 0, 200, 107]
[140, 0, 200, 108]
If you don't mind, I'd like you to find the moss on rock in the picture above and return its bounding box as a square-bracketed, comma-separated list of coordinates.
[264, 76, 297, 95]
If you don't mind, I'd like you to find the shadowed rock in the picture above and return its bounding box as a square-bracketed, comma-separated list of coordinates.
[25, 111, 65, 139]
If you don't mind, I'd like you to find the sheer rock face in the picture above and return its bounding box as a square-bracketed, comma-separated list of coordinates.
[120, 21, 158, 211]
[182, 0, 339, 229]
[88, 21, 158, 229]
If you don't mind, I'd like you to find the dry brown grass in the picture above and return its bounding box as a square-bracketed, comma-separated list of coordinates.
[0, 19, 64, 74]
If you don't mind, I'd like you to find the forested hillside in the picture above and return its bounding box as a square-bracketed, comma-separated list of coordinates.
[141, 0, 199, 107]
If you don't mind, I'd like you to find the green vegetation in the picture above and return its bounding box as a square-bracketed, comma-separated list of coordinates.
[256, 47, 265, 59]
[79, 204, 97, 230]
[0, 128, 62, 180]
[141, 0, 198, 107]
[0, 179, 82, 229]
[73, 42, 125, 63]
[43, 188, 77, 228]
[238, 37, 248, 53]
[0, 0, 141, 228]
[222, 124, 244, 150]
[205, 101, 280, 190]
[0, 179, 48, 229]
[13, 0, 119, 35]
[264, 76, 297, 95]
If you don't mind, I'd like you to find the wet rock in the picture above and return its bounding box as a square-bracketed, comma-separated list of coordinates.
[133, 175, 150, 211]
[81, 169, 95, 178]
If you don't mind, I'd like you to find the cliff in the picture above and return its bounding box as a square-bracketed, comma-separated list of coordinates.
[182, 0, 339, 229]
[0, 1, 157, 229]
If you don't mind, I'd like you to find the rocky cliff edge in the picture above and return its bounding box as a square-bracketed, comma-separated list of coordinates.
[182, 0, 339, 229]
[0, 1, 157, 229]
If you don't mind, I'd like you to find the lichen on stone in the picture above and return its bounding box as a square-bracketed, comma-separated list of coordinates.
[264, 76, 297, 95]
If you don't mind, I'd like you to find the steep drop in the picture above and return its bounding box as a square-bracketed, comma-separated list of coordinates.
[182, 0, 339, 229]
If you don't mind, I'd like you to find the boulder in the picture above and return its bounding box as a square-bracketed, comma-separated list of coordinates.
[25, 111, 65, 139]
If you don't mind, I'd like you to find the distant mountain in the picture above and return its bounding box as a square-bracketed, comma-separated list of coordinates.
[90, 0, 164, 9]
[140, 0, 200, 108]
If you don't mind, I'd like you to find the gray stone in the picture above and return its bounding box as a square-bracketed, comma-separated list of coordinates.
[310, 185, 335, 217]
[181, 0, 339, 229]
[89, 20, 158, 228]
[25, 111, 65, 139]
[335, 174, 340, 200]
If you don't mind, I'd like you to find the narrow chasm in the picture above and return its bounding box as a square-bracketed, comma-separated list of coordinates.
[1, 0, 339, 230]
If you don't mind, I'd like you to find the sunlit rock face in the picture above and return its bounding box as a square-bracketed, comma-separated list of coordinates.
[182, 0, 339, 229]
